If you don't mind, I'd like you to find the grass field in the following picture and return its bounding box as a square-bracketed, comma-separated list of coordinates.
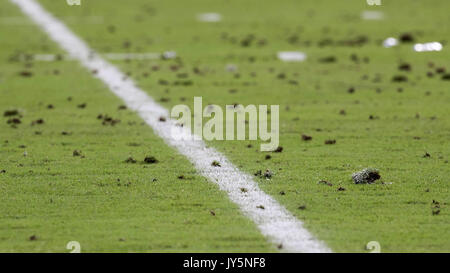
[0, 0, 449, 252]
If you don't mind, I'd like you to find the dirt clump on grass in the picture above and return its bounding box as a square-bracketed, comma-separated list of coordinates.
[351, 168, 381, 184]
[3, 110, 19, 117]
[125, 157, 137, 163]
[302, 134, 312, 141]
[211, 160, 221, 167]
[144, 156, 158, 164]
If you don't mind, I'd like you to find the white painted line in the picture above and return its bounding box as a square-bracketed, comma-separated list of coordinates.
[277, 51, 307, 62]
[11, 0, 331, 253]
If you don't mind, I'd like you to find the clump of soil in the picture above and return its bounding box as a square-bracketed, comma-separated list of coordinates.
[98, 114, 120, 126]
[399, 33, 415, 43]
[31, 119, 44, 126]
[351, 168, 381, 184]
[254, 169, 273, 179]
[318, 180, 333, 186]
[398, 63, 412, 72]
[19, 71, 33, 77]
[211, 160, 221, 167]
[144, 156, 158, 164]
[263, 169, 273, 179]
[324, 139, 336, 145]
[319, 56, 337, 63]
[436, 67, 446, 74]
[302, 134, 312, 141]
[3, 110, 19, 117]
[392, 75, 408, 82]
[274, 146, 283, 153]
[125, 157, 137, 163]
[7, 118, 21, 125]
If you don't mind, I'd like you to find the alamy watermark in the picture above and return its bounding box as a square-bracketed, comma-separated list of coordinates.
[66, 241, 81, 253]
[366, 0, 382, 5]
[66, 0, 81, 6]
[366, 241, 381, 253]
[171, 97, 279, 151]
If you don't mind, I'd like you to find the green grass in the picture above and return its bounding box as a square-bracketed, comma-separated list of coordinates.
[1, 0, 449, 252]
[0, 2, 273, 252]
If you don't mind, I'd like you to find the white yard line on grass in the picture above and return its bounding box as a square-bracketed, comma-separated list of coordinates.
[11, 0, 331, 253]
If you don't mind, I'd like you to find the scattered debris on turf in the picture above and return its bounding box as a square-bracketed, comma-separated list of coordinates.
[318, 180, 333, 186]
[125, 157, 137, 163]
[211, 160, 221, 167]
[3, 109, 19, 117]
[144, 156, 158, 164]
[302, 134, 312, 141]
[351, 168, 381, 184]
[274, 146, 283, 153]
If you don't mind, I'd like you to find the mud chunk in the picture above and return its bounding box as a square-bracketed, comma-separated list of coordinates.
[274, 146, 283, 153]
[398, 63, 411, 72]
[352, 168, 381, 184]
[19, 71, 33, 77]
[302, 134, 312, 141]
[399, 33, 415, 43]
[3, 110, 19, 117]
[319, 56, 337, 63]
[318, 180, 333, 186]
[144, 156, 158, 164]
[125, 157, 137, 163]
[392, 75, 408, 82]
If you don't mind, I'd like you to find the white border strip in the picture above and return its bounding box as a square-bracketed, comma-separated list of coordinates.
[11, 0, 331, 253]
